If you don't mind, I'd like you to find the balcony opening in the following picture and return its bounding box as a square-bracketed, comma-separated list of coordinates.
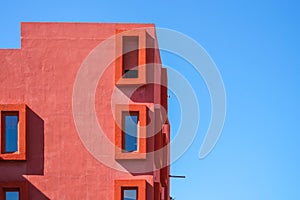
[122, 112, 139, 152]
[122, 36, 139, 78]
[1, 112, 19, 153]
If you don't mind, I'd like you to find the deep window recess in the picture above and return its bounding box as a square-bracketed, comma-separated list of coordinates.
[122, 112, 138, 152]
[122, 36, 139, 78]
[122, 187, 138, 200]
[4, 189, 20, 200]
[1, 112, 19, 153]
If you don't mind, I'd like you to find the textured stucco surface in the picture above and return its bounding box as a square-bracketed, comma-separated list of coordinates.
[0, 22, 169, 200]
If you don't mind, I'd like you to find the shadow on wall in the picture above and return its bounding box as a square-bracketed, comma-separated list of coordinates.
[0, 106, 44, 179]
[0, 106, 49, 198]
[25, 106, 44, 175]
[28, 181, 50, 200]
[119, 84, 155, 103]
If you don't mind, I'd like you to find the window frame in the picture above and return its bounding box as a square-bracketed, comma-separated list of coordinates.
[115, 180, 146, 200]
[115, 104, 147, 160]
[115, 29, 147, 86]
[121, 187, 138, 200]
[4, 188, 20, 200]
[0, 181, 27, 200]
[122, 35, 139, 79]
[122, 111, 139, 152]
[0, 104, 27, 160]
[1, 111, 19, 153]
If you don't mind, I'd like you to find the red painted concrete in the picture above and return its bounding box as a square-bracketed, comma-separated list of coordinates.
[0, 23, 170, 200]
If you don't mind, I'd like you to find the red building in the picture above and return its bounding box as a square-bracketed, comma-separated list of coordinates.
[0, 23, 170, 200]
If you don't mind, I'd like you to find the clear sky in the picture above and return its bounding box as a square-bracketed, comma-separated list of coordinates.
[1, 0, 300, 199]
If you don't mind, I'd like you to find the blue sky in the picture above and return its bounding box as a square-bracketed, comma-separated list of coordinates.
[1, 0, 300, 199]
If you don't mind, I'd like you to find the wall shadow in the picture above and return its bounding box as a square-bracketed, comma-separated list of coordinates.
[0, 106, 44, 177]
[25, 106, 44, 175]
[28, 181, 50, 199]
[0, 106, 47, 198]
[118, 84, 155, 103]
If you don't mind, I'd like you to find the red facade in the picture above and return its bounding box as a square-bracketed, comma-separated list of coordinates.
[0, 23, 170, 199]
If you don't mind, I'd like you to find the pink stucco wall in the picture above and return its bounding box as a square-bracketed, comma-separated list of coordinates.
[0, 23, 169, 200]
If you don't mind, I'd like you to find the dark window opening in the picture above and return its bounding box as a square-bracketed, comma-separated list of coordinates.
[123, 69, 138, 78]
[122, 112, 138, 152]
[1, 112, 19, 153]
[122, 36, 139, 78]
[122, 187, 138, 200]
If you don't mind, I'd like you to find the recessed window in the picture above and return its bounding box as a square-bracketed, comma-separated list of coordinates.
[1, 112, 19, 153]
[115, 29, 147, 85]
[122, 36, 139, 78]
[4, 189, 20, 200]
[115, 104, 147, 159]
[122, 112, 139, 152]
[122, 187, 137, 200]
[115, 180, 146, 200]
[0, 104, 27, 160]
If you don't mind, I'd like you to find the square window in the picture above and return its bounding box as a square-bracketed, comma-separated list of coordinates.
[2, 112, 19, 153]
[0, 104, 27, 160]
[4, 189, 19, 200]
[122, 112, 139, 152]
[122, 187, 137, 200]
